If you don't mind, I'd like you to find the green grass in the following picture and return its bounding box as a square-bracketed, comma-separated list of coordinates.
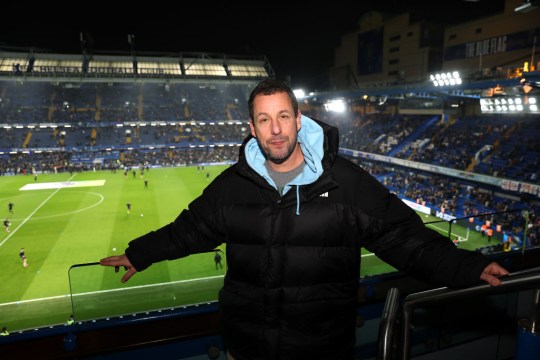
[0, 167, 227, 331]
[0, 167, 497, 331]
[360, 211, 498, 277]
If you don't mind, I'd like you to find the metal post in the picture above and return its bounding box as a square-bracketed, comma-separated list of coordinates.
[515, 288, 540, 360]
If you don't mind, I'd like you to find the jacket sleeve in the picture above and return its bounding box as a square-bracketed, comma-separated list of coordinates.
[125, 179, 227, 272]
[359, 174, 491, 288]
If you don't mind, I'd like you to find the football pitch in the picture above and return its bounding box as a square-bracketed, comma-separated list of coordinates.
[0, 166, 494, 332]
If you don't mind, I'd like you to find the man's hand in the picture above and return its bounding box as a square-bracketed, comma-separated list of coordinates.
[100, 254, 138, 283]
[480, 262, 509, 286]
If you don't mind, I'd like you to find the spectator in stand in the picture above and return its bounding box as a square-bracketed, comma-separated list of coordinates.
[100, 79, 509, 360]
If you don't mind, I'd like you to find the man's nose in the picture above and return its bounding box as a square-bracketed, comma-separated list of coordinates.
[270, 120, 281, 135]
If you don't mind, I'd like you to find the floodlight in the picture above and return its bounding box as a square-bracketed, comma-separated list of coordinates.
[479, 96, 539, 113]
[293, 89, 305, 99]
[429, 71, 461, 87]
[515, 0, 539, 12]
[324, 99, 346, 113]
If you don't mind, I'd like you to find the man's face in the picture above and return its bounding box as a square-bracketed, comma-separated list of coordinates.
[249, 92, 301, 165]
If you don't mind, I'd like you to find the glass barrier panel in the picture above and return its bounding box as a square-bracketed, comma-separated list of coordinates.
[68, 251, 225, 322]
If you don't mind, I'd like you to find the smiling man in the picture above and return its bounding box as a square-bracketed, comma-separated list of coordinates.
[101, 79, 508, 360]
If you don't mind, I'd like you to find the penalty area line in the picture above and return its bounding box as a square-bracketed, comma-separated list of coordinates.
[0, 173, 78, 248]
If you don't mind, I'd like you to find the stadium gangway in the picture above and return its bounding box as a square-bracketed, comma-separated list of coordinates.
[377, 267, 540, 360]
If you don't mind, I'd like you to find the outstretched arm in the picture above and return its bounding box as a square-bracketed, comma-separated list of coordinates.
[480, 262, 509, 286]
[100, 254, 138, 283]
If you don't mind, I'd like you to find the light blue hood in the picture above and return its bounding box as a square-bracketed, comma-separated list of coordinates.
[244, 115, 325, 214]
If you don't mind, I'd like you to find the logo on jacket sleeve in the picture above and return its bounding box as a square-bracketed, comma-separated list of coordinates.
[319, 192, 328, 197]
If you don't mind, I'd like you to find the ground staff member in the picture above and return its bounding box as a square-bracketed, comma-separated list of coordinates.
[101, 79, 509, 360]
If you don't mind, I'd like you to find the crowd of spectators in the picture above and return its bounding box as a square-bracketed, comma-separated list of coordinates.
[356, 160, 539, 248]
[1, 80, 538, 247]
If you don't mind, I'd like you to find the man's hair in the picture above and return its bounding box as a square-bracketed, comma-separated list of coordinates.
[248, 79, 298, 121]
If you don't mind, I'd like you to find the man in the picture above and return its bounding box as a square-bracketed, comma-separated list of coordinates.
[19, 247, 28, 267]
[100, 79, 508, 360]
[126, 202, 131, 215]
[3, 219, 10, 233]
[8, 202, 13, 214]
[214, 251, 223, 270]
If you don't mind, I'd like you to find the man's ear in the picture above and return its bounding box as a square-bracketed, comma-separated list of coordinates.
[296, 111, 302, 132]
[249, 120, 256, 137]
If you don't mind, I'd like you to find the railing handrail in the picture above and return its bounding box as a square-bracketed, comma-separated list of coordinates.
[378, 287, 401, 360]
[399, 267, 540, 360]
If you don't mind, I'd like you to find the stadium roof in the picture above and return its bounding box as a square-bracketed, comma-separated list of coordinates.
[0, 51, 271, 84]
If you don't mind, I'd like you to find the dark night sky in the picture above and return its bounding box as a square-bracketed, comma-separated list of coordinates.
[0, 0, 505, 90]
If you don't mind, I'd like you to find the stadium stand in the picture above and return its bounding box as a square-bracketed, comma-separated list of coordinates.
[1, 1, 539, 357]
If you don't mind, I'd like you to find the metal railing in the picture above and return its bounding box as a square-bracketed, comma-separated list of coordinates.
[377, 267, 540, 360]
[377, 287, 401, 360]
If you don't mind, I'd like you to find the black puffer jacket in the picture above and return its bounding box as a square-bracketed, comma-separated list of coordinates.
[125, 118, 491, 360]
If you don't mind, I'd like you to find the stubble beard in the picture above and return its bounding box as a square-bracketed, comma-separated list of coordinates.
[257, 135, 298, 165]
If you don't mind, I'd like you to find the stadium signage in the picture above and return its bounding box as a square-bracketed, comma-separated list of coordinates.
[465, 35, 507, 58]
[502, 179, 540, 197]
[34, 66, 82, 73]
[444, 28, 540, 61]
[340, 149, 540, 199]
[138, 68, 169, 74]
[402, 199, 430, 215]
[33, 66, 134, 74]
[436, 211, 457, 221]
